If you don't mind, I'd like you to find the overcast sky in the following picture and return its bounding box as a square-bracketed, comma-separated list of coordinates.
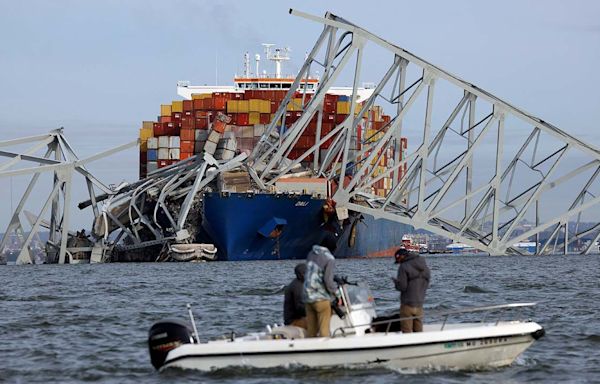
[1, 0, 599, 231]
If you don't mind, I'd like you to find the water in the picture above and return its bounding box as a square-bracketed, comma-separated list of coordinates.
[1, 254, 599, 383]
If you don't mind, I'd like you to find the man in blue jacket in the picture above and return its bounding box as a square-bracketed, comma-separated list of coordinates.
[392, 248, 430, 333]
[304, 234, 340, 337]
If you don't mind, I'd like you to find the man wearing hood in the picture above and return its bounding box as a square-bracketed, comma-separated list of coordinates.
[303, 234, 339, 337]
[392, 248, 431, 333]
[283, 263, 307, 328]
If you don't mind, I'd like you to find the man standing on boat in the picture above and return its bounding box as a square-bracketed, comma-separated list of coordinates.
[392, 248, 430, 333]
[303, 234, 340, 337]
[283, 263, 307, 328]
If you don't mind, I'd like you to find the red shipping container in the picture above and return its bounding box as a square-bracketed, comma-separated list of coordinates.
[183, 100, 193, 112]
[270, 101, 279, 114]
[335, 114, 347, 125]
[325, 94, 339, 103]
[195, 117, 208, 130]
[259, 113, 271, 124]
[324, 114, 336, 123]
[273, 91, 286, 101]
[323, 102, 336, 114]
[202, 98, 214, 110]
[162, 122, 180, 136]
[180, 128, 195, 141]
[159, 115, 172, 123]
[180, 140, 195, 153]
[236, 113, 249, 126]
[153, 122, 165, 136]
[322, 137, 334, 149]
[184, 110, 193, 117]
[181, 117, 194, 130]
[195, 110, 210, 119]
[193, 99, 204, 110]
[171, 112, 182, 121]
[158, 159, 169, 168]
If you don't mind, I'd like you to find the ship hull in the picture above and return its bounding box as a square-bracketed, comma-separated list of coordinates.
[201, 193, 411, 261]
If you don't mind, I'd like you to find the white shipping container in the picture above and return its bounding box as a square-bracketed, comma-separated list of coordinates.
[147, 137, 159, 150]
[217, 138, 237, 151]
[158, 136, 170, 148]
[168, 136, 180, 148]
[223, 131, 235, 140]
[208, 129, 222, 144]
[215, 148, 235, 161]
[147, 161, 158, 173]
[195, 129, 208, 141]
[242, 126, 254, 138]
[169, 148, 180, 160]
[204, 140, 217, 155]
[158, 148, 170, 160]
[253, 124, 266, 137]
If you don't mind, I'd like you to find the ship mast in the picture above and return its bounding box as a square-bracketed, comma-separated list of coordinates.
[262, 43, 290, 78]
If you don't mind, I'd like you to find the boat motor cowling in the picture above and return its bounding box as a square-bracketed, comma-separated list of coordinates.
[148, 319, 194, 370]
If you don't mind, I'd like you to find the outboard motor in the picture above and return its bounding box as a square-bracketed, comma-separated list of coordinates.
[148, 319, 194, 370]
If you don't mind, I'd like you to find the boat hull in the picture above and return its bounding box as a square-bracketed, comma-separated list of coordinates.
[162, 322, 543, 372]
[201, 192, 412, 261]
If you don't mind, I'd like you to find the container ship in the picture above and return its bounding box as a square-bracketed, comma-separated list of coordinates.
[137, 45, 412, 261]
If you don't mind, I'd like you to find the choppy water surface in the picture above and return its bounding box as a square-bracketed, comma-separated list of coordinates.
[1, 254, 599, 383]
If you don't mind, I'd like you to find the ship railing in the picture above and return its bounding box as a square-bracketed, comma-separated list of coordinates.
[332, 302, 537, 337]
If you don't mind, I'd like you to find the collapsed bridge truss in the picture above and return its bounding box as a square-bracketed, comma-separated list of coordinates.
[249, 10, 600, 255]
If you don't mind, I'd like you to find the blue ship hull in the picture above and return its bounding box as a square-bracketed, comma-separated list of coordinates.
[201, 192, 412, 261]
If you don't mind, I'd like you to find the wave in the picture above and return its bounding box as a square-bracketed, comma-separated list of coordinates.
[462, 285, 493, 293]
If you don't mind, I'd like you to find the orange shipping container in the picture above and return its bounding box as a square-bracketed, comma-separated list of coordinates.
[180, 128, 195, 141]
[180, 140, 195, 153]
[213, 119, 226, 133]
[213, 94, 226, 110]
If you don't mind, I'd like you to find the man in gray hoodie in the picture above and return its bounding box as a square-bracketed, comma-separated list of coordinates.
[303, 234, 339, 337]
[392, 248, 430, 333]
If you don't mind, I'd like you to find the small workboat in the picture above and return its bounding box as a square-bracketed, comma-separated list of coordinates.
[148, 281, 544, 372]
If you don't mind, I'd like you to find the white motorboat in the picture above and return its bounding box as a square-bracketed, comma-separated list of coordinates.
[148, 282, 544, 372]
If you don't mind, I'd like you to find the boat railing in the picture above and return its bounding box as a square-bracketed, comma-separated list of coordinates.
[332, 302, 537, 337]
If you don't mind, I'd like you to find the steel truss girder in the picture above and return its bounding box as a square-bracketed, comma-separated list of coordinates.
[0, 129, 136, 264]
[247, 10, 600, 255]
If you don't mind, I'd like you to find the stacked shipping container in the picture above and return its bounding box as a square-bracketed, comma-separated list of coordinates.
[138, 90, 406, 197]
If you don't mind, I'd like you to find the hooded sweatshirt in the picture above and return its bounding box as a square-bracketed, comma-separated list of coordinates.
[394, 252, 430, 307]
[304, 245, 339, 303]
[283, 264, 307, 325]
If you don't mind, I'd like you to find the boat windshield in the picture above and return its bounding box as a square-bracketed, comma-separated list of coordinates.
[343, 282, 375, 309]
